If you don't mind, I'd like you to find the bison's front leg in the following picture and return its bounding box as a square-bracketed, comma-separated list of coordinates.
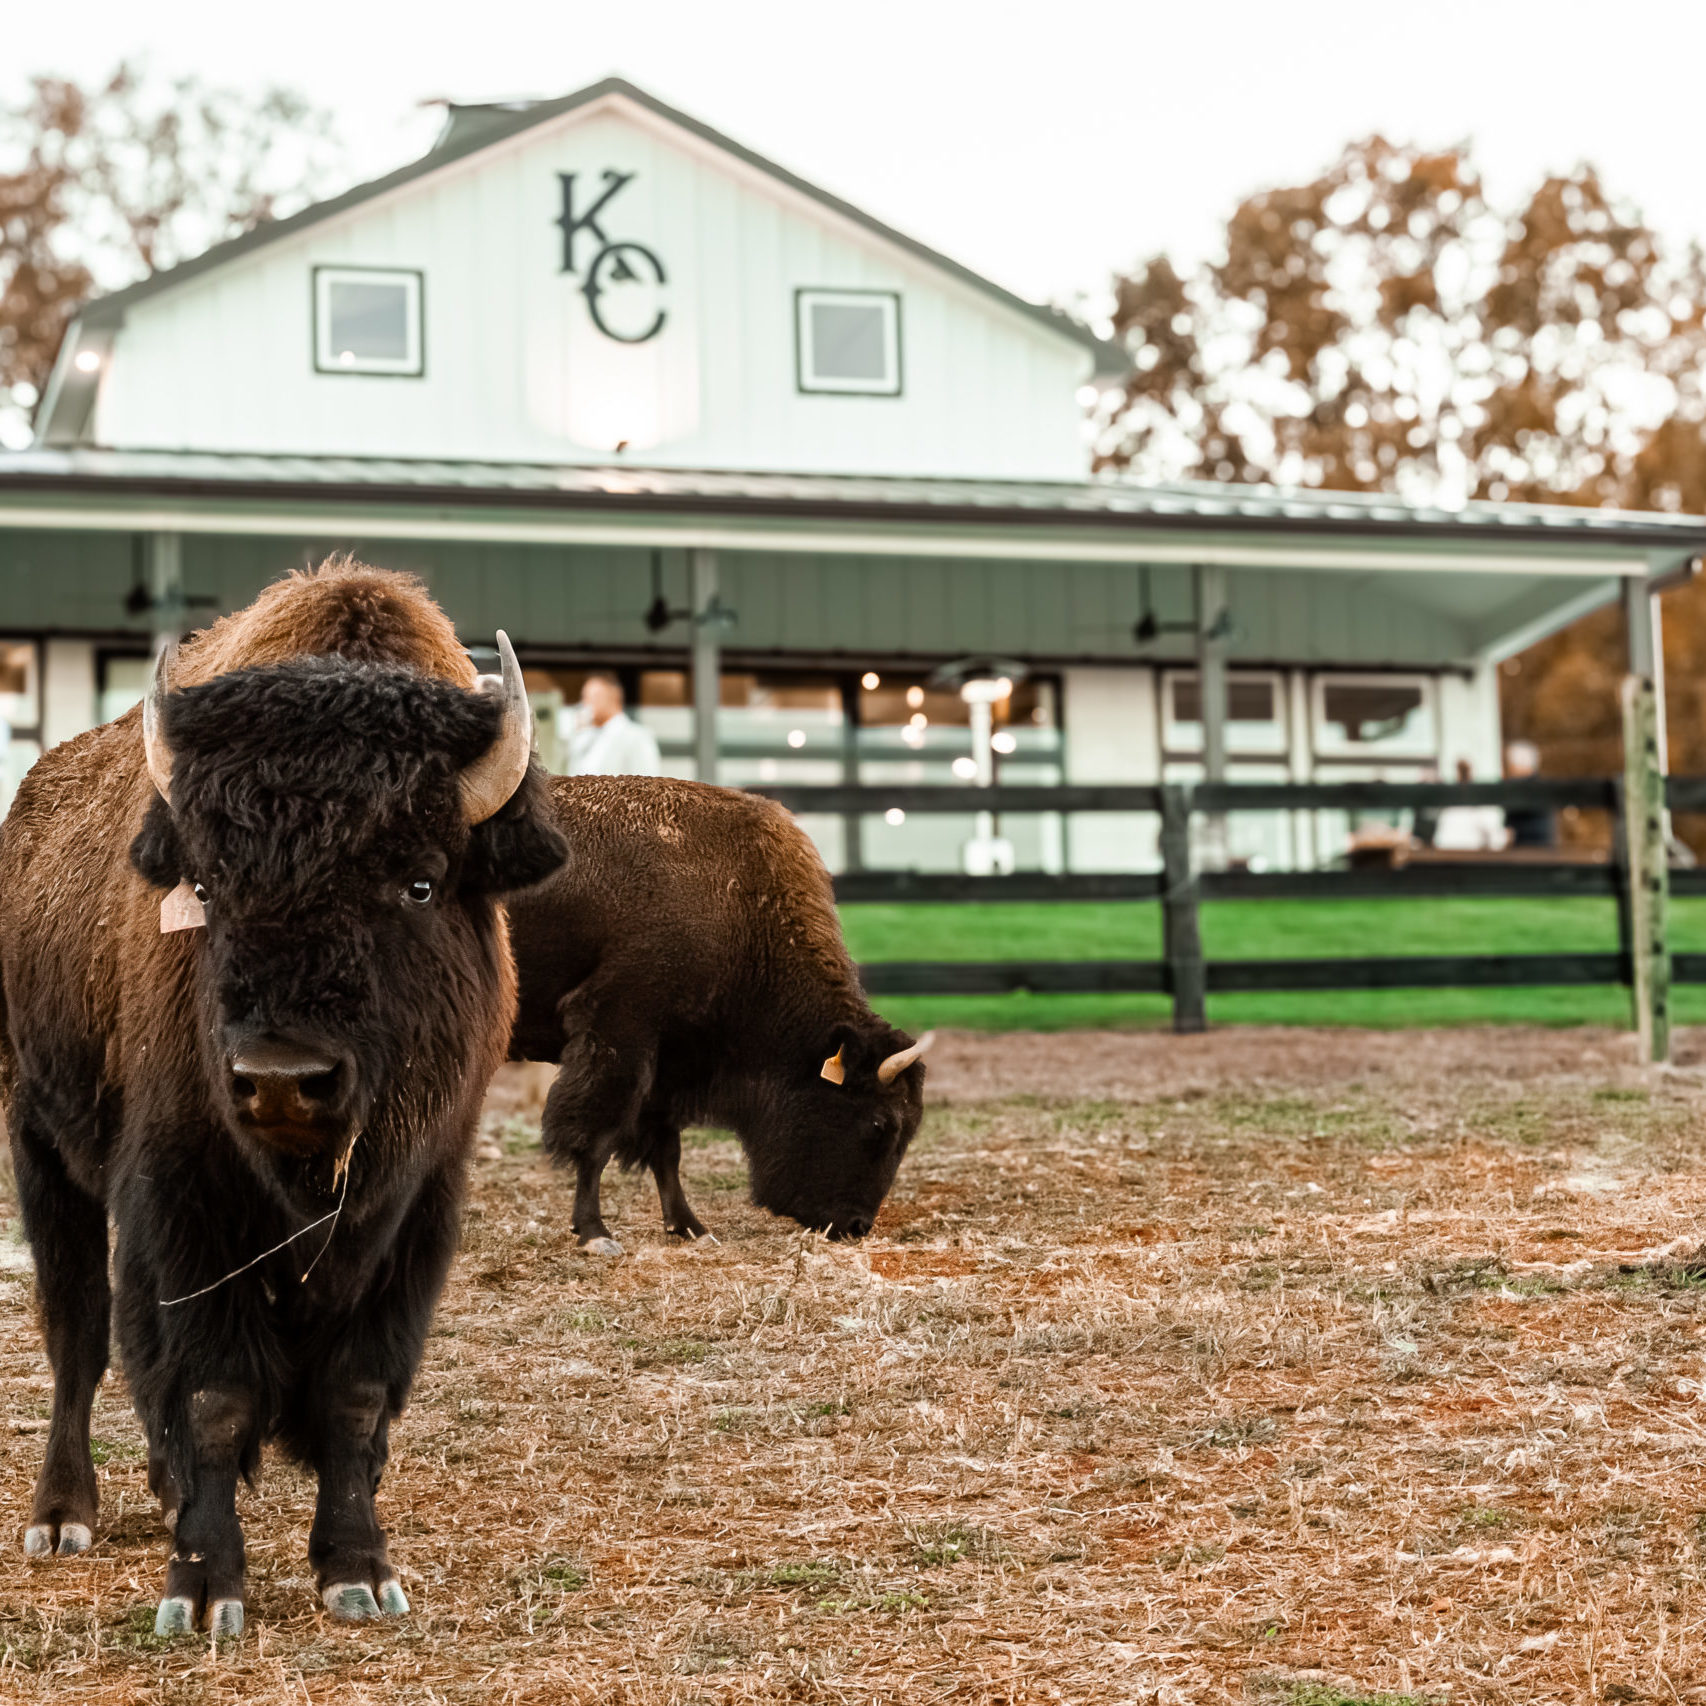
[154, 1385, 256, 1638]
[541, 1004, 657, 1257]
[115, 1172, 266, 1636]
[300, 1167, 459, 1622]
[307, 1380, 408, 1620]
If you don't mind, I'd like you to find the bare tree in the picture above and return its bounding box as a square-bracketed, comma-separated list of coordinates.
[1097, 138, 1688, 506]
[1096, 140, 1706, 825]
[1, 63, 339, 444]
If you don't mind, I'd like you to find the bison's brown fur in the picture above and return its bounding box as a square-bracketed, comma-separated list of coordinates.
[0, 561, 565, 1635]
[172, 554, 480, 689]
[508, 775, 925, 1247]
[0, 562, 497, 1184]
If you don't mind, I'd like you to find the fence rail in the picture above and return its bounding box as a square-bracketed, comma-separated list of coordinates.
[858, 952, 1647, 996]
[755, 778, 1628, 815]
[747, 730, 1689, 1056]
[836, 866, 1706, 903]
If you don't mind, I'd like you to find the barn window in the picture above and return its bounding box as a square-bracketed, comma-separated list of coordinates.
[313, 268, 424, 376]
[795, 290, 901, 395]
[1313, 675, 1435, 756]
[1162, 671, 1287, 755]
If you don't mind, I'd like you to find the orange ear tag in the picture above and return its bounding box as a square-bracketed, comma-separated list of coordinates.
[160, 882, 206, 933]
[820, 1045, 846, 1085]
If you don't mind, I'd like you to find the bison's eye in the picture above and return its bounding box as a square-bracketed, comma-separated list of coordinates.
[404, 878, 434, 906]
[192, 881, 209, 904]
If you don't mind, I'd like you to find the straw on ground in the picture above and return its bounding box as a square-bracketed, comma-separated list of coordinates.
[2, 1025, 1706, 1703]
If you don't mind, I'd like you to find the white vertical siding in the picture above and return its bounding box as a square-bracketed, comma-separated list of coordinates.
[1286, 669, 1317, 868]
[95, 99, 1091, 478]
[1438, 663, 1503, 777]
[1063, 666, 1160, 872]
[42, 640, 97, 746]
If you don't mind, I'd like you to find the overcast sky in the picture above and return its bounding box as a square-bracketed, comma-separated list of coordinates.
[7, 0, 1706, 309]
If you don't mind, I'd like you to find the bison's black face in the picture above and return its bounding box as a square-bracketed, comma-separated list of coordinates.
[130, 654, 567, 1201]
[745, 1021, 929, 1239]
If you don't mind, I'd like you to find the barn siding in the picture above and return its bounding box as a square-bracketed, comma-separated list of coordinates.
[94, 103, 1090, 480]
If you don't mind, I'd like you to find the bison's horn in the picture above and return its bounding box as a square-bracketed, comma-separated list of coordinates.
[141, 645, 175, 802]
[876, 1030, 936, 1085]
[459, 630, 533, 824]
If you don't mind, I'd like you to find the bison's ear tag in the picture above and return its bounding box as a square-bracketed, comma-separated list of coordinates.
[820, 1045, 846, 1086]
[160, 881, 206, 934]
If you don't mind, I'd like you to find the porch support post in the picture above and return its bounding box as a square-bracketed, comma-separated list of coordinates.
[147, 531, 185, 659]
[1160, 783, 1206, 1033]
[1623, 572, 1657, 678]
[1196, 563, 1229, 870]
[691, 546, 720, 785]
[1621, 573, 1669, 1064]
[1641, 576, 1672, 776]
[840, 678, 864, 872]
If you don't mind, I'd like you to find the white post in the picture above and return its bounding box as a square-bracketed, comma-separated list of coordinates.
[959, 676, 1014, 875]
[1647, 581, 1670, 776]
[970, 696, 994, 842]
[1625, 571, 1673, 844]
[1287, 668, 1314, 870]
[1196, 563, 1229, 869]
[691, 547, 719, 785]
[1621, 573, 1670, 1063]
[148, 532, 184, 660]
[1623, 573, 1656, 677]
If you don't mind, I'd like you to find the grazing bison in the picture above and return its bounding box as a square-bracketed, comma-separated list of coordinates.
[506, 775, 930, 1252]
[0, 564, 566, 1636]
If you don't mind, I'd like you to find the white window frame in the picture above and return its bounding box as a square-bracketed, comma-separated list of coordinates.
[313, 267, 424, 377]
[1160, 668, 1288, 756]
[795, 288, 902, 396]
[1312, 672, 1438, 759]
[0, 638, 40, 736]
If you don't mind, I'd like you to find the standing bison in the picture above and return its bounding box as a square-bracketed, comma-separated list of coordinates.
[506, 775, 930, 1252]
[0, 564, 566, 1635]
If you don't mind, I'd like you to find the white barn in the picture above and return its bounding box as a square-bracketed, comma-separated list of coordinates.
[2, 76, 1702, 871]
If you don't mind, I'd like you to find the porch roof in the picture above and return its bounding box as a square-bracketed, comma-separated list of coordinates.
[1, 449, 1702, 584]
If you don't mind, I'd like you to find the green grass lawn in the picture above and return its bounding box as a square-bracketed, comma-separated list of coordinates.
[843, 896, 1706, 1032]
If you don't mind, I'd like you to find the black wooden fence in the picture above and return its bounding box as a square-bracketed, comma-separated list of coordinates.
[746, 774, 1706, 1036]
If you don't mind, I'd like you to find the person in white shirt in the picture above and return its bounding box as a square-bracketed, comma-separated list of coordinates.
[565, 672, 662, 776]
[1431, 757, 1510, 852]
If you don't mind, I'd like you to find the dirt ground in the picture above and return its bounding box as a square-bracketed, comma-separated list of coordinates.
[6, 1025, 1706, 1703]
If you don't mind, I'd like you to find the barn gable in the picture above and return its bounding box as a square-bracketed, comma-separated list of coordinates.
[38, 79, 1114, 480]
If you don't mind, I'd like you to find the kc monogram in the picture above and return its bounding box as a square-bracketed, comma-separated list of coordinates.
[555, 171, 667, 344]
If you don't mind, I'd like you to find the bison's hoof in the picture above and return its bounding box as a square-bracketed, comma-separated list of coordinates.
[154, 1596, 196, 1637]
[22, 1521, 87, 1558]
[323, 1581, 382, 1621]
[378, 1579, 410, 1616]
[209, 1598, 244, 1639]
[581, 1236, 624, 1257]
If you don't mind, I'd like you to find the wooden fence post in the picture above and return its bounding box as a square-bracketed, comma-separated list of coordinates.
[1621, 674, 1670, 1063]
[1160, 784, 1206, 1033]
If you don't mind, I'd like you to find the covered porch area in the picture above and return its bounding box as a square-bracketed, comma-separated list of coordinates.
[0, 450, 1699, 873]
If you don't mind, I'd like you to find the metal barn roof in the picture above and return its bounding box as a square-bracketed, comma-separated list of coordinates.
[0, 448, 1700, 577]
[56, 77, 1121, 373]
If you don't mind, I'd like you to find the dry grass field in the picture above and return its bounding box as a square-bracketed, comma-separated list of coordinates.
[6, 1026, 1706, 1702]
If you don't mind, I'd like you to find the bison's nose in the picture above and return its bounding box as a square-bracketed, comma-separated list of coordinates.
[228, 1037, 350, 1132]
[838, 1215, 872, 1241]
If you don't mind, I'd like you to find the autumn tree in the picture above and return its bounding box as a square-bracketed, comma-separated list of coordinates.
[1094, 138, 1706, 804]
[0, 64, 339, 446]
